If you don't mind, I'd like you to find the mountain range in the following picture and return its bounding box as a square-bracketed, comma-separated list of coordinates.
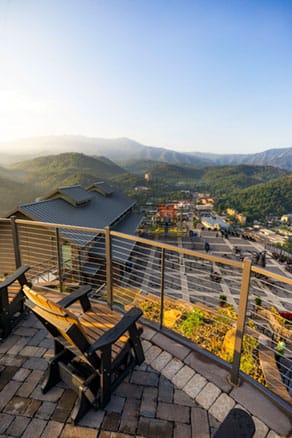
[1, 136, 292, 170]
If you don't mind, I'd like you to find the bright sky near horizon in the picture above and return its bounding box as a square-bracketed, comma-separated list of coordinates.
[0, 0, 291, 154]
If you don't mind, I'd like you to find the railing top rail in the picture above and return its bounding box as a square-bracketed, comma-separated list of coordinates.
[251, 264, 292, 285]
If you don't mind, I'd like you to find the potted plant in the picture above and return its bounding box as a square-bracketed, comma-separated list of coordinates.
[219, 294, 227, 307]
[254, 296, 262, 312]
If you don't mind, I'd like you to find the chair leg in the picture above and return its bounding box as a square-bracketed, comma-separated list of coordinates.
[41, 356, 62, 393]
[100, 347, 112, 408]
[129, 325, 145, 364]
[71, 389, 93, 425]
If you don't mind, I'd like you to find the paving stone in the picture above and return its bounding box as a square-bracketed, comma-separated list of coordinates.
[7, 337, 28, 355]
[136, 361, 148, 371]
[36, 401, 56, 420]
[114, 381, 143, 400]
[183, 373, 207, 399]
[14, 327, 38, 337]
[38, 337, 54, 349]
[12, 367, 30, 382]
[172, 365, 195, 389]
[131, 370, 159, 387]
[195, 382, 221, 410]
[144, 345, 162, 363]
[0, 335, 20, 354]
[174, 422, 191, 438]
[4, 396, 41, 417]
[16, 380, 38, 397]
[253, 416, 269, 438]
[141, 340, 152, 352]
[184, 351, 233, 393]
[26, 369, 45, 384]
[22, 418, 47, 437]
[41, 420, 64, 438]
[191, 407, 210, 438]
[161, 358, 184, 380]
[158, 375, 174, 403]
[151, 332, 191, 360]
[61, 424, 98, 437]
[137, 416, 173, 438]
[119, 398, 140, 434]
[27, 329, 47, 346]
[157, 401, 190, 423]
[111, 434, 133, 438]
[266, 431, 282, 438]
[151, 351, 172, 372]
[102, 411, 121, 432]
[6, 416, 31, 437]
[0, 413, 14, 434]
[0, 354, 25, 368]
[173, 388, 196, 407]
[22, 357, 48, 370]
[105, 395, 125, 413]
[209, 393, 235, 423]
[78, 409, 105, 428]
[31, 384, 64, 402]
[51, 389, 77, 422]
[19, 345, 47, 357]
[140, 387, 157, 418]
[99, 432, 111, 438]
[141, 326, 156, 341]
[0, 380, 21, 410]
[0, 366, 18, 391]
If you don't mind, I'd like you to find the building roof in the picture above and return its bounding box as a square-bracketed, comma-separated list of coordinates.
[9, 182, 139, 246]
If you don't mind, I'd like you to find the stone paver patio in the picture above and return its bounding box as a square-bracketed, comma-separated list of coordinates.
[0, 312, 290, 437]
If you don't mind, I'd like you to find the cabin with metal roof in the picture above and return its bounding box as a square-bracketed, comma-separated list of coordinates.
[5, 182, 143, 286]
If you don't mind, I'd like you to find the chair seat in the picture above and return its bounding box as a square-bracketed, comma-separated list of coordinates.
[33, 288, 129, 360]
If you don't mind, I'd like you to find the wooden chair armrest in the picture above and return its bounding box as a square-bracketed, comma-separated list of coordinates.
[57, 286, 92, 312]
[87, 307, 143, 352]
[0, 265, 30, 289]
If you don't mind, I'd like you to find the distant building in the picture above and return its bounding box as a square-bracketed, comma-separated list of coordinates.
[281, 214, 292, 224]
[144, 172, 152, 182]
[200, 216, 230, 231]
[226, 208, 246, 225]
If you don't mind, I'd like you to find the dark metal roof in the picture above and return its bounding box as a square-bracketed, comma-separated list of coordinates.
[15, 183, 139, 248]
[18, 185, 134, 229]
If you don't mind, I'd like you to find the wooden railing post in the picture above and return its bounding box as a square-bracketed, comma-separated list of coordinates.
[10, 216, 21, 268]
[230, 257, 252, 385]
[105, 227, 113, 308]
[159, 248, 166, 329]
[55, 228, 63, 292]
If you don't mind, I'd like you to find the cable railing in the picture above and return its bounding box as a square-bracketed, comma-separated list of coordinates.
[0, 217, 291, 411]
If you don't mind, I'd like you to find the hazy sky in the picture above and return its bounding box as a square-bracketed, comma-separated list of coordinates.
[0, 0, 292, 153]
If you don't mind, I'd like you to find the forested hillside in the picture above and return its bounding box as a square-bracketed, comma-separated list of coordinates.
[11, 153, 127, 189]
[0, 176, 39, 216]
[125, 162, 288, 195]
[215, 175, 292, 222]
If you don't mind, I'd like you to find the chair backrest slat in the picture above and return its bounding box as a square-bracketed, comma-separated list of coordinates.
[23, 285, 89, 351]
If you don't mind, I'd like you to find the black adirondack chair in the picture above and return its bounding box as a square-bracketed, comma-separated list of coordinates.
[0, 265, 30, 339]
[23, 284, 145, 424]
